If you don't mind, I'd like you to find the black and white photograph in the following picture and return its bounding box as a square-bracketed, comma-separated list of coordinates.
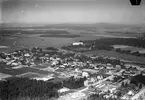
[0, 0, 145, 100]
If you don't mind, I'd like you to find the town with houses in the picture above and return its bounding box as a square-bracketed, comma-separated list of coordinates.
[0, 42, 145, 100]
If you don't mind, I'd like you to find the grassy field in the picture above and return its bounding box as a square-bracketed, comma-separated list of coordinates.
[40, 34, 81, 38]
[33, 64, 51, 69]
[113, 45, 145, 53]
[1, 27, 143, 53]
[84, 50, 145, 64]
[15, 72, 46, 78]
[0, 72, 12, 80]
[0, 28, 145, 62]
[0, 66, 50, 76]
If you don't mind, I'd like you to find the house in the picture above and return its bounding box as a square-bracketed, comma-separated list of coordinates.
[11, 62, 19, 66]
[127, 91, 134, 96]
[109, 88, 116, 93]
[24, 53, 30, 57]
[72, 42, 83, 46]
[60, 65, 65, 68]
[82, 72, 89, 78]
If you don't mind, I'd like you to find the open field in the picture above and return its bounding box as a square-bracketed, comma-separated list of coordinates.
[32, 63, 51, 69]
[82, 69, 99, 73]
[0, 46, 9, 48]
[94, 34, 137, 38]
[40, 34, 81, 38]
[8, 33, 97, 50]
[0, 72, 12, 80]
[0, 24, 145, 100]
[84, 50, 145, 64]
[0, 66, 50, 76]
[0, 26, 145, 64]
[0, 25, 144, 53]
[15, 72, 46, 78]
[113, 45, 145, 54]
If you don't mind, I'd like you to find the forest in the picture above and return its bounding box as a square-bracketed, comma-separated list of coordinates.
[63, 76, 86, 89]
[62, 38, 145, 57]
[0, 76, 86, 100]
[0, 77, 62, 100]
[90, 38, 145, 48]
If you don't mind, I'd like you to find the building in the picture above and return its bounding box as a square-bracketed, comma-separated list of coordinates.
[82, 72, 89, 78]
[131, 88, 145, 100]
[72, 42, 83, 46]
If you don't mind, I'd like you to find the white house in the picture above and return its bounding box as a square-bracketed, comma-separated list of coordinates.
[24, 53, 30, 57]
[82, 72, 89, 78]
[127, 91, 134, 96]
[72, 42, 83, 46]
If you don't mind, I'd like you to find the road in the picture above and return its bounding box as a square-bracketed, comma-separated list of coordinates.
[131, 88, 145, 100]
[58, 70, 123, 100]
[78, 70, 123, 93]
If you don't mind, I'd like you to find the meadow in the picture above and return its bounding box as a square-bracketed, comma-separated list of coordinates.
[0, 66, 49, 76]
[113, 45, 145, 54]
[0, 26, 145, 65]
[84, 50, 145, 64]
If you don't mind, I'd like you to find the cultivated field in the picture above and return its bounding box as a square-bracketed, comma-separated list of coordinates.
[0, 25, 145, 64]
[0, 66, 50, 76]
[84, 50, 145, 64]
[113, 45, 145, 54]
[0, 72, 12, 80]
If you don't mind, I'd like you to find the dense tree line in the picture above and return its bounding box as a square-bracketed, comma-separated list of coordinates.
[115, 48, 145, 57]
[45, 47, 58, 51]
[63, 76, 86, 89]
[75, 55, 92, 62]
[0, 77, 62, 100]
[0, 76, 87, 100]
[130, 73, 145, 85]
[62, 44, 113, 51]
[58, 52, 75, 59]
[91, 43, 113, 51]
[0, 30, 16, 37]
[88, 38, 145, 51]
[39, 30, 70, 35]
[62, 38, 145, 53]
[92, 56, 121, 65]
[61, 45, 88, 52]
[120, 74, 145, 94]
[90, 38, 145, 48]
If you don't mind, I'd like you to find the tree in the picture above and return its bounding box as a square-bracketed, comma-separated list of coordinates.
[115, 48, 121, 52]
[0, 77, 62, 100]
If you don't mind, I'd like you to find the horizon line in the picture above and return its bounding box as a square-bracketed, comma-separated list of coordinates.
[0, 22, 144, 26]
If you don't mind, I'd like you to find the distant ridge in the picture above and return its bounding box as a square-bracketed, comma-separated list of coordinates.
[0, 22, 144, 29]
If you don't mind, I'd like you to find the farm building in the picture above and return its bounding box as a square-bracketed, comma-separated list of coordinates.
[72, 42, 83, 46]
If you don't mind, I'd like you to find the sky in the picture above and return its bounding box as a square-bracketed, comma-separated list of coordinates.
[1, 0, 145, 25]
[0, 0, 2, 23]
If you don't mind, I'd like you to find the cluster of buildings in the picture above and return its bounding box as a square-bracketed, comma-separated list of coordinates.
[53, 55, 145, 100]
[0, 46, 145, 100]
